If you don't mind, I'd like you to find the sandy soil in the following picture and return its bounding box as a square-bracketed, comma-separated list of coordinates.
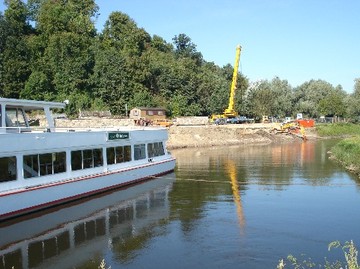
[166, 124, 317, 149]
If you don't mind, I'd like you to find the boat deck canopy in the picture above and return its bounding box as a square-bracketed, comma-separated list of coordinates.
[0, 98, 66, 110]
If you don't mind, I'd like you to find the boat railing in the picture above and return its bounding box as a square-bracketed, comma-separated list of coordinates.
[0, 126, 32, 133]
[0, 125, 160, 134]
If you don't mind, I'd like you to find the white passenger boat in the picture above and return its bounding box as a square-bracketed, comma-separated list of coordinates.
[0, 98, 176, 221]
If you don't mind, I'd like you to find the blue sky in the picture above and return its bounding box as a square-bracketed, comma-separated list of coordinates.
[1, 0, 359, 92]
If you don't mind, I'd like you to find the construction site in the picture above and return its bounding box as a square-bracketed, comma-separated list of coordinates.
[53, 44, 316, 149]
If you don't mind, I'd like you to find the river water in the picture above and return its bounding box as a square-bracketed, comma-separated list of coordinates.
[1, 139, 360, 269]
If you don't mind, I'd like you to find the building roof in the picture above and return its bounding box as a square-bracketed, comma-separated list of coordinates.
[131, 107, 166, 111]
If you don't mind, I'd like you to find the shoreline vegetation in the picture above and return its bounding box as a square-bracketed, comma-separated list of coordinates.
[277, 240, 359, 269]
[317, 123, 360, 178]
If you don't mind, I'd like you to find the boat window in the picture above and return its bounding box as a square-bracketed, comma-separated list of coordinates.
[157, 142, 165, 156]
[0, 156, 17, 182]
[106, 147, 115, 165]
[106, 145, 132, 165]
[71, 151, 82, 170]
[147, 142, 165, 158]
[147, 143, 155, 158]
[93, 149, 103, 167]
[24, 154, 39, 178]
[115, 146, 124, 163]
[134, 144, 146, 160]
[54, 152, 66, 173]
[40, 153, 53, 176]
[83, 150, 93, 169]
[124, 145, 131, 161]
[24, 152, 66, 178]
[5, 108, 27, 127]
[71, 148, 103, 171]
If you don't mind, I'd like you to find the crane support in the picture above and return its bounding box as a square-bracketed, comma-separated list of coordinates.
[223, 45, 241, 118]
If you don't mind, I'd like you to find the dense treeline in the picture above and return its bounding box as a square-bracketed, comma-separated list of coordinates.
[1, 0, 360, 120]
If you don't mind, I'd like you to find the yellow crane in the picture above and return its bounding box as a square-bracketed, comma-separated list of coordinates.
[211, 45, 242, 123]
[224, 44, 242, 118]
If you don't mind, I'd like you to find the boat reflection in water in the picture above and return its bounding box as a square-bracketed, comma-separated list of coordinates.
[0, 174, 175, 269]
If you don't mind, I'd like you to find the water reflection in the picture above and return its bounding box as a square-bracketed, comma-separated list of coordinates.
[0, 175, 175, 269]
[174, 140, 346, 187]
[225, 159, 245, 230]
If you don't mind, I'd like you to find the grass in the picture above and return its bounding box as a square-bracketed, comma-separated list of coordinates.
[316, 123, 360, 137]
[314, 123, 360, 176]
[330, 136, 360, 175]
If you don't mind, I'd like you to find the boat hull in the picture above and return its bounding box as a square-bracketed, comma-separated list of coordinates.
[0, 158, 175, 221]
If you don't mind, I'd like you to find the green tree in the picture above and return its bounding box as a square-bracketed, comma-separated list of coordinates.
[96, 11, 152, 115]
[196, 62, 229, 115]
[345, 78, 360, 122]
[92, 46, 132, 115]
[169, 94, 201, 117]
[318, 91, 346, 117]
[102, 12, 150, 56]
[293, 79, 335, 118]
[246, 80, 274, 118]
[0, 0, 32, 98]
[173, 33, 203, 65]
[151, 35, 173, 53]
[269, 77, 294, 118]
[22, 0, 98, 113]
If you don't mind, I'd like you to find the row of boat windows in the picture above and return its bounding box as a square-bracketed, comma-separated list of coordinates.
[0, 142, 165, 182]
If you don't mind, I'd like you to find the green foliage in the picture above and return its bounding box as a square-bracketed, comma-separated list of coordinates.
[0, 0, 32, 98]
[331, 136, 360, 175]
[102, 11, 150, 56]
[130, 90, 155, 108]
[345, 80, 360, 121]
[0, 1, 359, 121]
[22, 70, 53, 100]
[316, 123, 360, 176]
[173, 33, 203, 65]
[318, 89, 346, 117]
[247, 80, 274, 117]
[277, 240, 359, 269]
[294, 79, 335, 118]
[316, 123, 360, 137]
[270, 77, 294, 118]
[167, 93, 202, 117]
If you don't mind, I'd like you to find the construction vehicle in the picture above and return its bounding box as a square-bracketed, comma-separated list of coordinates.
[211, 45, 242, 123]
[262, 115, 269, 123]
[271, 120, 306, 140]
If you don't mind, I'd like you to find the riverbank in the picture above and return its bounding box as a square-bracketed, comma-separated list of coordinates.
[166, 124, 315, 149]
[53, 118, 315, 149]
[317, 123, 360, 178]
[328, 136, 360, 178]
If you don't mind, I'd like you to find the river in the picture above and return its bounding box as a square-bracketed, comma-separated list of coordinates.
[1, 139, 359, 269]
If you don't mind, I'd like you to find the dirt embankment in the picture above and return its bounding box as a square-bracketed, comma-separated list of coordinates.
[166, 124, 317, 149]
[53, 118, 318, 149]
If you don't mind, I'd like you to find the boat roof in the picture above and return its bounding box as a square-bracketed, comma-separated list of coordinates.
[0, 98, 66, 110]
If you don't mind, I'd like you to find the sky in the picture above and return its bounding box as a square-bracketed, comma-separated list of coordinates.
[1, 0, 359, 92]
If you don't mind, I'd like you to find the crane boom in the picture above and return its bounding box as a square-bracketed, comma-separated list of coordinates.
[224, 45, 241, 118]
